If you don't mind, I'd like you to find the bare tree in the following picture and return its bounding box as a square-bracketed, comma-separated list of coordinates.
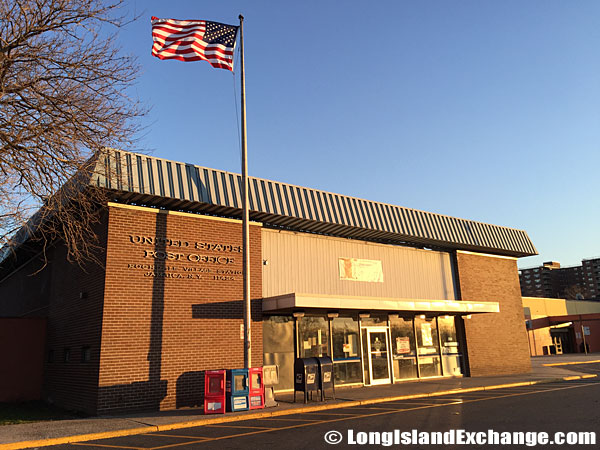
[0, 0, 145, 265]
[563, 284, 590, 301]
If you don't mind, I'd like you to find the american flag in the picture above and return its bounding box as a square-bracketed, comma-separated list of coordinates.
[151, 17, 238, 71]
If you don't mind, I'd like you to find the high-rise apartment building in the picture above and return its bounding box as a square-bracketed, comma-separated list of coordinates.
[519, 258, 600, 299]
[582, 258, 600, 298]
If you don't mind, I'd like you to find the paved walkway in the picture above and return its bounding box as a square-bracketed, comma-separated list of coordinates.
[1, 354, 599, 449]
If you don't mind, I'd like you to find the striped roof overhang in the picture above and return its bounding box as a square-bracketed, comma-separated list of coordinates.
[91, 150, 537, 257]
[262, 293, 500, 315]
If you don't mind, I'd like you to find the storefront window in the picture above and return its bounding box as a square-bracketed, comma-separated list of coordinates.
[331, 317, 361, 385]
[438, 316, 463, 376]
[298, 316, 329, 358]
[414, 316, 441, 377]
[360, 316, 387, 327]
[263, 316, 294, 391]
[390, 317, 417, 380]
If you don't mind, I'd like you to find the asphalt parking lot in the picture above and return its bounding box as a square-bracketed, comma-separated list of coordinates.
[45, 377, 600, 449]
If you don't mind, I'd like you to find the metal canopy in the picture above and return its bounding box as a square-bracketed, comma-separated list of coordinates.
[91, 150, 537, 257]
[262, 293, 500, 315]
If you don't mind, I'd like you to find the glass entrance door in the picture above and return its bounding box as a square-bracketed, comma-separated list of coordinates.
[366, 327, 391, 385]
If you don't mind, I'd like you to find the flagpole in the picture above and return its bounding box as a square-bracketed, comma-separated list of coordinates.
[239, 14, 251, 370]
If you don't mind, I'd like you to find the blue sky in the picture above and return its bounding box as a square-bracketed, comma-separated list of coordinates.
[119, 1, 600, 268]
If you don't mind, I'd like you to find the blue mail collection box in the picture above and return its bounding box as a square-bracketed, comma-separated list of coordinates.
[226, 368, 249, 412]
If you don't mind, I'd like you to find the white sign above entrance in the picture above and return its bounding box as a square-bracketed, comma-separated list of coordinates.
[339, 258, 384, 283]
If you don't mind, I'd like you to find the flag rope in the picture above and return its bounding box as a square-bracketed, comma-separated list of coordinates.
[232, 61, 242, 166]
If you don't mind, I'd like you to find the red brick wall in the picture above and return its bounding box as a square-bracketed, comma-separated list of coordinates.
[0, 318, 46, 401]
[0, 262, 50, 318]
[42, 238, 106, 414]
[98, 204, 262, 414]
[0, 219, 107, 414]
[574, 319, 600, 353]
[456, 251, 531, 376]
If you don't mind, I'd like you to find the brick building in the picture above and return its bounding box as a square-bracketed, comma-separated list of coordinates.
[519, 259, 600, 300]
[523, 296, 600, 356]
[0, 150, 537, 414]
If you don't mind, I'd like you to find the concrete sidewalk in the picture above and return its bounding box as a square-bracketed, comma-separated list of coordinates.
[1, 354, 599, 449]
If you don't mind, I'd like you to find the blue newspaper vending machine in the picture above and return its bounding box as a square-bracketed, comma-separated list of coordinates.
[226, 368, 249, 412]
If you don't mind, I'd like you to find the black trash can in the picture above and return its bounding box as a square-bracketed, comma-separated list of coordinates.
[316, 356, 335, 401]
[294, 358, 320, 403]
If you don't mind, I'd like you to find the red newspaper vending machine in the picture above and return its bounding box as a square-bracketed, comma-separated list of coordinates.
[248, 367, 265, 409]
[204, 369, 226, 414]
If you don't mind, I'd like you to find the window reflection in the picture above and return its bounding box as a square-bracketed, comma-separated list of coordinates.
[390, 317, 417, 380]
[332, 317, 359, 359]
[438, 316, 463, 376]
[263, 316, 295, 391]
[297, 316, 329, 358]
[414, 316, 441, 377]
[331, 317, 362, 384]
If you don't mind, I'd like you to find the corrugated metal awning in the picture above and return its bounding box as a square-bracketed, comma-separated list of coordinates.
[90, 149, 537, 257]
[262, 293, 500, 315]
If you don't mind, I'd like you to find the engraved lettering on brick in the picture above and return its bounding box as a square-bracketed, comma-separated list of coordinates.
[126, 233, 241, 281]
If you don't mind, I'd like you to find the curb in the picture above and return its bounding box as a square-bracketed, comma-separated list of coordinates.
[1, 374, 597, 450]
[542, 359, 600, 367]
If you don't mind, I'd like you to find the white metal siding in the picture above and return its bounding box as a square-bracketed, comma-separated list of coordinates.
[262, 229, 456, 300]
